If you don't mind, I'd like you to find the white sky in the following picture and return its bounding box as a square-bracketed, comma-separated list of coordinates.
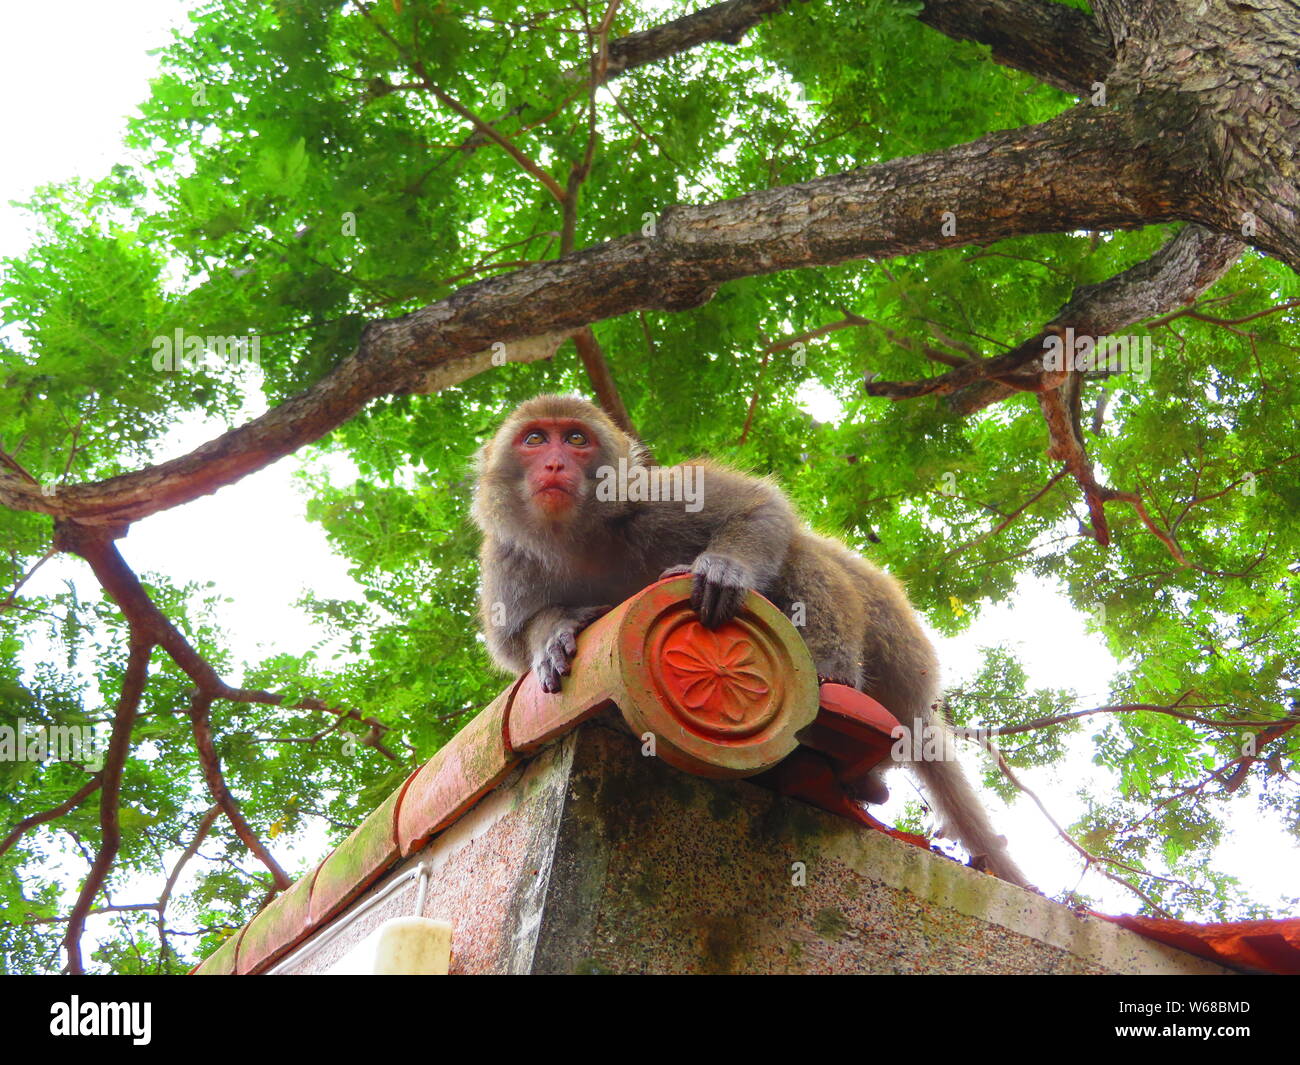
[2, 0, 1295, 947]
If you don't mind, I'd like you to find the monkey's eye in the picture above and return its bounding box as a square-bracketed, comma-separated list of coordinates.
[522, 430, 546, 446]
[565, 430, 589, 446]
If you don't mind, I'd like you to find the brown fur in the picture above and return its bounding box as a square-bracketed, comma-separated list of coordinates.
[473, 394, 1030, 889]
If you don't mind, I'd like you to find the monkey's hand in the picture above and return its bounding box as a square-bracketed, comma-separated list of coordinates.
[531, 605, 610, 694]
[688, 552, 754, 629]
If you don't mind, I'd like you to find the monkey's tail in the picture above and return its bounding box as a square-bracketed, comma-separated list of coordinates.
[907, 713, 1033, 891]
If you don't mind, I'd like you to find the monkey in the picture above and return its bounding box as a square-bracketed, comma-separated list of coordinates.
[472, 393, 1030, 889]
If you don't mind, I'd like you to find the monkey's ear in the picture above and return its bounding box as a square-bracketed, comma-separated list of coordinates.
[471, 438, 496, 475]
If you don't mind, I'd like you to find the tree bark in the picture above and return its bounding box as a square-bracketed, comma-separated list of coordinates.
[918, 0, 1114, 94]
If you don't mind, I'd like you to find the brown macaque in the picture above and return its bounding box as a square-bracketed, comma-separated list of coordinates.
[473, 394, 1030, 889]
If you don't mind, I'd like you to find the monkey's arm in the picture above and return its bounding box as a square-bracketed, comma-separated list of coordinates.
[678, 463, 796, 628]
[478, 538, 545, 674]
[479, 539, 608, 691]
[520, 604, 610, 693]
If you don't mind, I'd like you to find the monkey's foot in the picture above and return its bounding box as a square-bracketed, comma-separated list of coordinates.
[842, 769, 890, 806]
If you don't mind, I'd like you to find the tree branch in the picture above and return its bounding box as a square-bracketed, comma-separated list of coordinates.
[0, 547, 56, 611]
[0, 774, 103, 860]
[942, 466, 1067, 559]
[54, 521, 226, 688]
[975, 731, 1174, 915]
[1, 104, 1172, 528]
[63, 636, 152, 974]
[189, 692, 291, 892]
[978, 699, 1287, 737]
[155, 804, 221, 966]
[866, 225, 1243, 412]
[571, 328, 636, 435]
[57, 522, 402, 759]
[917, 0, 1115, 96]
[223, 687, 404, 761]
[599, 0, 796, 82]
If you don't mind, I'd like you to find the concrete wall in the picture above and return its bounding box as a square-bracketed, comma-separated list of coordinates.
[272, 714, 1230, 975]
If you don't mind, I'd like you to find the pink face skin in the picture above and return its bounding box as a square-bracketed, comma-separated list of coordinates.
[513, 418, 599, 518]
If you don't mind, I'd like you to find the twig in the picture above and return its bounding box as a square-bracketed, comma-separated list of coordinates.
[982, 700, 1285, 737]
[974, 733, 1175, 915]
[942, 467, 1067, 560]
[0, 548, 57, 611]
[156, 805, 221, 966]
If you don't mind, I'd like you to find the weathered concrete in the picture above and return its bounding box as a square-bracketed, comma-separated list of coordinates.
[271, 715, 1231, 975]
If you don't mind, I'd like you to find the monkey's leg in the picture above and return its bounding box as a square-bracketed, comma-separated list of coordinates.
[867, 641, 1031, 887]
[778, 542, 867, 687]
[842, 564, 1032, 889]
[905, 708, 1032, 888]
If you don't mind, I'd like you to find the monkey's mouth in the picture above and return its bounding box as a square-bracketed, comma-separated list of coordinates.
[533, 483, 577, 509]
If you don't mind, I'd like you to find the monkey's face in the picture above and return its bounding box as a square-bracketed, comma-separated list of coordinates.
[512, 418, 601, 521]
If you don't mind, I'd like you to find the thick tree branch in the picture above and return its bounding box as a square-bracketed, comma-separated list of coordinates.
[1090, 0, 1176, 52]
[917, 0, 1115, 95]
[2, 105, 1179, 528]
[868, 225, 1242, 560]
[52, 522, 367, 893]
[54, 521, 226, 690]
[599, 0, 796, 81]
[1223, 719, 1298, 793]
[57, 520, 401, 757]
[1038, 375, 1186, 558]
